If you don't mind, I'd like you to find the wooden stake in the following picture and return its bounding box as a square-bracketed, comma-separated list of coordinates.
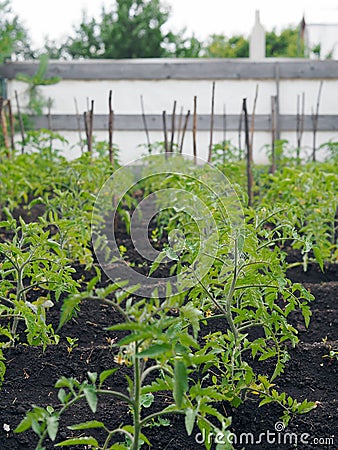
[270, 96, 277, 174]
[15, 90, 25, 154]
[179, 109, 190, 154]
[84, 112, 92, 154]
[162, 110, 168, 157]
[140, 95, 151, 154]
[250, 84, 259, 158]
[170, 100, 177, 152]
[222, 104, 227, 143]
[47, 98, 52, 130]
[311, 81, 323, 162]
[47, 97, 53, 149]
[243, 98, 253, 207]
[207, 81, 216, 163]
[176, 106, 184, 149]
[296, 92, 305, 163]
[85, 100, 94, 154]
[108, 90, 114, 167]
[238, 108, 243, 159]
[7, 99, 15, 155]
[0, 98, 10, 154]
[193, 95, 197, 164]
[222, 104, 227, 165]
[275, 63, 281, 140]
[74, 97, 84, 154]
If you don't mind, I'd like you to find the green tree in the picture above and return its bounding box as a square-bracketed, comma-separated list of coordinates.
[266, 27, 304, 57]
[56, 0, 171, 59]
[45, 0, 202, 59]
[165, 30, 202, 58]
[0, 0, 32, 63]
[203, 26, 305, 59]
[204, 34, 249, 58]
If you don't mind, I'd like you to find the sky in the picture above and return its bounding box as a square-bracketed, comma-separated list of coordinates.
[9, 0, 338, 49]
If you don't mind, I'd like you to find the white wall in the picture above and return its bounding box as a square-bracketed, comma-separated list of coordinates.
[5, 62, 338, 165]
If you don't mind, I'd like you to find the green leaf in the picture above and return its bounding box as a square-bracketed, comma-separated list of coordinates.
[166, 247, 179, 261]
[55, 436, 99, 447]
[121, 425, 151, 445]
[313, 246, 324, 272]
[99, 369, 117, 386]
[149, 250, 166, 276]
[46, 415, 59, 441]
[140, 393, 154, 408]
[87, 372, 97, 384]
[259, 348, 277, 361]
[185, 408, 197, 436]
[173, 359, 188, 408]
[68, 420, 105, 430]
[301, 305, 312, 328]
[136, 343, 172, 358]
[14, 416, 32, 433]
[57, 388, 67, 404]
[58, 294, 83, 330]
[83, 386, 98, 413]
[258, 397, 274, 407]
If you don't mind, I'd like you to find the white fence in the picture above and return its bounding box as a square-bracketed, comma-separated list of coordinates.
[1, 59, 338, 163]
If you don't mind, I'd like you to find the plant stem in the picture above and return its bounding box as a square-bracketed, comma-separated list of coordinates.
[225, 238, 239, 343]
[102, 428, 134, 449]
[132, 343, 142, 450]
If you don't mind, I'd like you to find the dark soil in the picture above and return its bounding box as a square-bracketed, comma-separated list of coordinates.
[0, 204, 337, 450]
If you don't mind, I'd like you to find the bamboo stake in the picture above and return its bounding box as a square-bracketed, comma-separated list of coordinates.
[275, 63, 281, 140]
[222, 104, 227, 143]
[140, 95, 151, 154]
[0, 98, 10, 154]
[207, 81, 216, 163]
[296, 92, 305, 163]
[311, 81, 323, 162]
[15, 90, 25, 154]
[238, 108, 243, 159]
[179, 109, 190, 154]
[250, 84, 259, 158]
[84, 111, 90, 153]
[193, 95, 197, 164]
[85, 100, 94, 154]
[270, 96, 277, 174]
[176, 106, 184, 149]
[7, 99, 15, 155]
[162, 110, 168, 157]
[170, 100, 177, 153]
[222, 104, 227, 165]
[243, 98, 253, 207]
[47, 98, 52, 130]
[74, 97, 84, 154]
[108, 90, 114, 167]
[47, 97, 53, 149]
[90, 100, 94, 144]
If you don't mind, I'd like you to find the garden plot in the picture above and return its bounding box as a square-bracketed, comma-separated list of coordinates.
[0, 147, 337, 450]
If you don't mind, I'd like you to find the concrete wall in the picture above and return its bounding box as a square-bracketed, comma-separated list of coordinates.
[1, 59, 338, 163]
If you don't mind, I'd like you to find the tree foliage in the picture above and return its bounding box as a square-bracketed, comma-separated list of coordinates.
[56, 0, 177, 59]
[266, 27, 304, 57]
[0, 0, 310, 60]
[204, 34, 249, 58]
[203, 27, 305, 58]
[0, 0, 32, 63]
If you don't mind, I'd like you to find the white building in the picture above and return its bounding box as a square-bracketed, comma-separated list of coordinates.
[305, 23, 338, 59]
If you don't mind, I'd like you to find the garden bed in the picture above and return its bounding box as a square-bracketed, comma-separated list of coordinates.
[0, 219, 336, 450]
[0, 151, 337, 450]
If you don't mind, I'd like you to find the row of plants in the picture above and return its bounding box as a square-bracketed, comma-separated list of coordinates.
[0, 135, 337, 449]
[0, 134, 118, 386]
